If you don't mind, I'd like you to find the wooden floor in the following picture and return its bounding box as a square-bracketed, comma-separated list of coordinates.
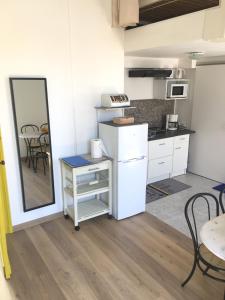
[21, 159, 53, 209]
[7, 213, 224, 300]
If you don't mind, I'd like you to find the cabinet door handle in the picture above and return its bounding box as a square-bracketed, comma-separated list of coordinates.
[159, 143, 166, 146]
[175, 147, 182, 150]
[0, 160, 5, 165]
[158, 161, 165, 165]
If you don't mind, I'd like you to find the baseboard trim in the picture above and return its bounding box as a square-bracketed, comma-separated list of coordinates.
[13, 212, 63, 232]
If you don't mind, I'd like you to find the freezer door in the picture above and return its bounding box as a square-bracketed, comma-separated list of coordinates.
[116, 157, 147, 220]
[117, 124, 148, 161]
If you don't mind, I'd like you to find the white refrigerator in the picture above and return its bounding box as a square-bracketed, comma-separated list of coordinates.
[99, 122, 148, 220]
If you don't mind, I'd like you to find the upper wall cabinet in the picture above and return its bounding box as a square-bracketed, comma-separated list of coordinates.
[125, 1, 225, 56]
[139, 0, 219, 26]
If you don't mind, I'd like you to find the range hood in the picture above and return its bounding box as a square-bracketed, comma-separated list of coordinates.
[128, 68, 173, 78]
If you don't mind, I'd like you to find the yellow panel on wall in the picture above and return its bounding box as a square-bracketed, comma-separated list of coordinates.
[0, 130, 13, 279]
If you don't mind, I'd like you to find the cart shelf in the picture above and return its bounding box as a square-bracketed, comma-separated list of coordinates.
[67, 199, 109, 222]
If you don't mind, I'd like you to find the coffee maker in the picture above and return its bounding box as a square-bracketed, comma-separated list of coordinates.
[166, 114, 179, 131]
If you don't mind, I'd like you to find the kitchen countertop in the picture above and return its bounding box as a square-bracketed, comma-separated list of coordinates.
[148, 129, 195, 141]
[99, 121, 147, 127]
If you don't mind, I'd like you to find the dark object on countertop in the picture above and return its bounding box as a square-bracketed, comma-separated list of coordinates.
[148, 127, 166, 139]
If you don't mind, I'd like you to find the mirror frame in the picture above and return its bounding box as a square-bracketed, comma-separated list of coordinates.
[9, 77, 55, 212]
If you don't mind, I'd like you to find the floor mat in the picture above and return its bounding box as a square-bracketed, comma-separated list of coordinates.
[146, 178, 191, 203]
[146, 186, 166, 203]
[213, 183, 225, 193]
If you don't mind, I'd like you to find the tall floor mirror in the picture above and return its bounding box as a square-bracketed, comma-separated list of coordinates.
[10, 78, 55, 211]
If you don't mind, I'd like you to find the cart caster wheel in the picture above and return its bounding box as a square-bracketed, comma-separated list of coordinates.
[64, 214, 69, 219]
[75, 226, 80, 231]
[108, 214, 113, 219]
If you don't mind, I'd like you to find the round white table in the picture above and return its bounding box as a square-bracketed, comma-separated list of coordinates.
[19, 132, 49, 171]
[19, 132, 42, 139]
[200, 214, 225, 261]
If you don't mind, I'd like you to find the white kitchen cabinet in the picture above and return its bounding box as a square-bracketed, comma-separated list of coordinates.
[174, 135, 189, 147]
[171, 134, 189, 177]
[148, 156, 172, 180]
[171, 144, 189, 177]
[148, 137, 173, 159]
[148, 134, 190, 183]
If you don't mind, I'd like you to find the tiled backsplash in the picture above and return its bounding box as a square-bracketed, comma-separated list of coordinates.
[125, 99, 175, 128]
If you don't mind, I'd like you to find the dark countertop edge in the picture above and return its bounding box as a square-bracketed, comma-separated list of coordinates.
[148, 129, 195, 141]
[99, 121, 148, 127]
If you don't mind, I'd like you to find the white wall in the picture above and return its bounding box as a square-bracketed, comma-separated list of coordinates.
[124, 56, 178, 100]
[0, 0, 124, 226]
[69, 1, 124, 154]
[175, 69, 196, 128]
[188, 65, 225, 182]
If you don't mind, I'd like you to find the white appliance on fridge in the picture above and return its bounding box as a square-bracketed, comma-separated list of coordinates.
[99, 122, 148, 220]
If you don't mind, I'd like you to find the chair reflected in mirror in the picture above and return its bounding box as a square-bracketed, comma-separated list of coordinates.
[10, 78, 55, 211]
[21, 124, 40, 169]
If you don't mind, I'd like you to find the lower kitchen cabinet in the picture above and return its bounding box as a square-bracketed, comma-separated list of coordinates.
[171, 135, 189, 177]
[148, 134, 190, 183]
[148, 156, 172, 180]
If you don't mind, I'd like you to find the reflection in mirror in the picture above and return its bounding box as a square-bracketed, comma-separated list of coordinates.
[10, 78, 55, 211]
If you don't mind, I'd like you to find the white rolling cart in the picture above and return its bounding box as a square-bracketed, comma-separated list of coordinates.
[61, 154, 112, 231]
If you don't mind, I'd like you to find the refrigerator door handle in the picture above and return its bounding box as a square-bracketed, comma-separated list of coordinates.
[136, 156, 146, 161]
[118, 156, 146, 163]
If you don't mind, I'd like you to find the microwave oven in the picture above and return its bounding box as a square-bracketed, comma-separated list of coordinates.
[167, 82, 189, 99]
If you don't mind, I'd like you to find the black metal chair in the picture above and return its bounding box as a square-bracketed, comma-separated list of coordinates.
[182, 193, 225, 288]
[40, 123, 49, 145]
[219, 186, 225, 214]
[32, 133, 49, 175]
[21, 124, 39, 168]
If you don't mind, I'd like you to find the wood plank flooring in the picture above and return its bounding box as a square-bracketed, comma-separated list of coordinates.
[21, 159, 53, 209]
[6, 213, 224, 300]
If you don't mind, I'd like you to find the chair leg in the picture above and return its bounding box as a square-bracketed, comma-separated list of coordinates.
[203, 266, 209, 275]
[42, 158, 46, 175]
[25, 147, 28, 162]
[181, 255, 197, 287]
[28, 150, 31, 168]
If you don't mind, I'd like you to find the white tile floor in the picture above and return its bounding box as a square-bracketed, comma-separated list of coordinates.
[146, 173, 221, 239]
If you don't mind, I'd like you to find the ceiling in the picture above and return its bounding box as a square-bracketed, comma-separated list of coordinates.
[139, 0, 161, 8]
[126, 40, 225, 60]
[138, 0, 219, 26]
